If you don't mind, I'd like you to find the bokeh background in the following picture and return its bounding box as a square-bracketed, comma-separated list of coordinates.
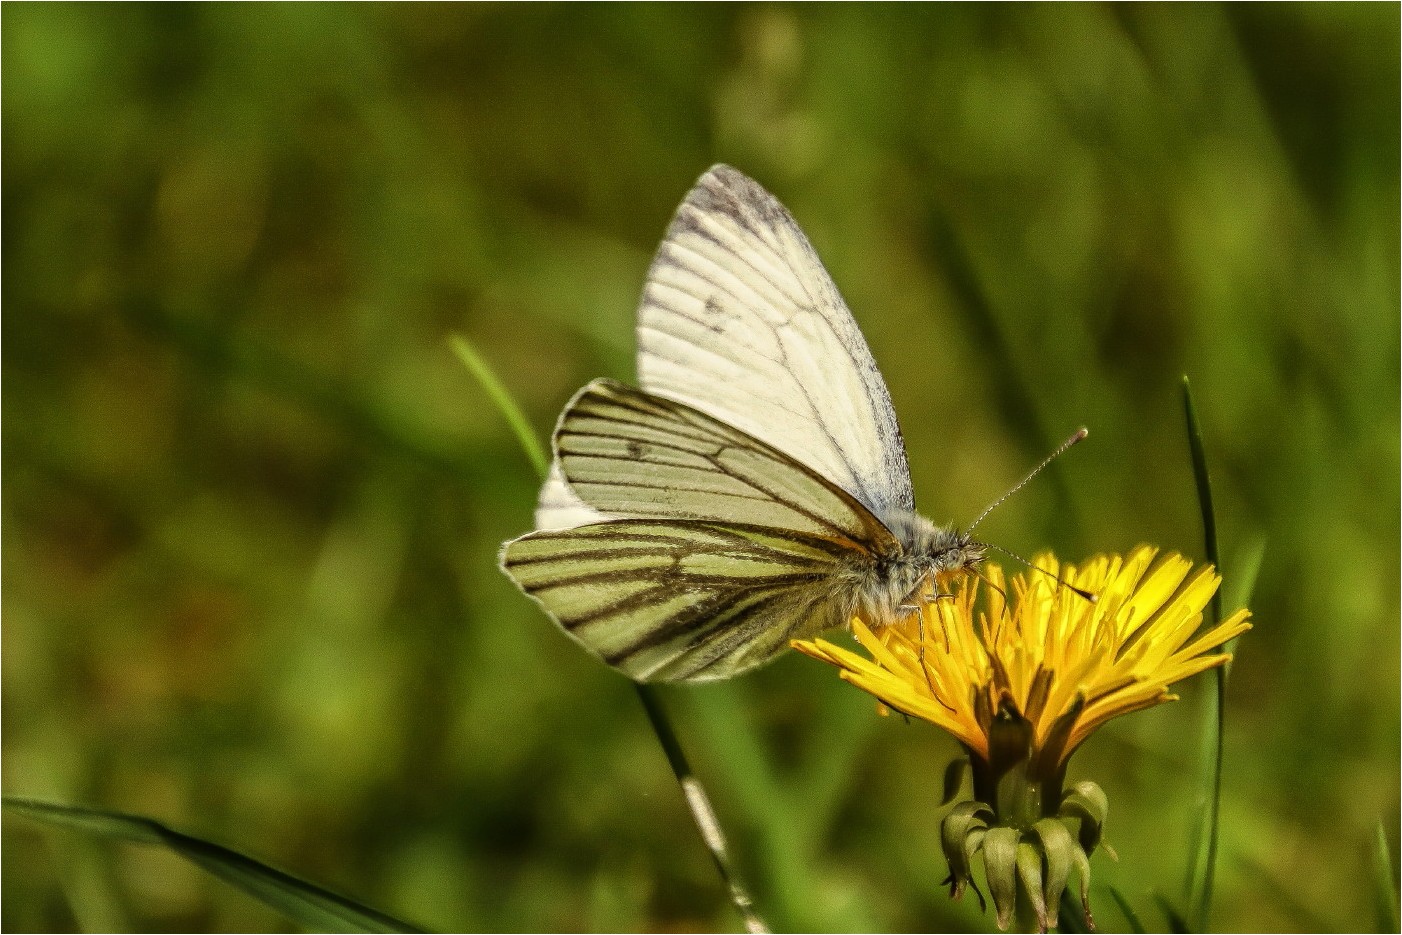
[3, 5, 1397, 932]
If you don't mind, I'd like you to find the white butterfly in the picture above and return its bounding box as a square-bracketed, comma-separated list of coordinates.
[501, 165, 986, 682]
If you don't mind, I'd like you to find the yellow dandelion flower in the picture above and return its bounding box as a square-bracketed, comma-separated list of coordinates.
[795, 545, 1249, 778]
[793, 546, 1252, 931]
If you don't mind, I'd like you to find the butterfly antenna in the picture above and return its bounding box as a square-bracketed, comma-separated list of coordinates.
[966, 427, 1089, 535]
[983, 543, 1097, 604]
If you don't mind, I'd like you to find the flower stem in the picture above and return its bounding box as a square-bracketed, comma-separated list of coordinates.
[454, 338, 768, 932]
[636, 685, 769, 933]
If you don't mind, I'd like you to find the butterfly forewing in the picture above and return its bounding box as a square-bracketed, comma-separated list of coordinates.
[636, 165, 915, 524]
[502, 519, 854, 682]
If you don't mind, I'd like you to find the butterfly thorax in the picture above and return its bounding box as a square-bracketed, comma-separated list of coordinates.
[840, 511, 986, 629]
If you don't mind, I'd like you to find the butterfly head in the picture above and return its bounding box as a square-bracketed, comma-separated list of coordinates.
[935, 536, 988, 581]
[885, 512, 986, 578]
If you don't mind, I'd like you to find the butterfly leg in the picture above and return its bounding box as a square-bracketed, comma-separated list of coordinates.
[900, 583, 955, 709]
[902, 599, 947, 700]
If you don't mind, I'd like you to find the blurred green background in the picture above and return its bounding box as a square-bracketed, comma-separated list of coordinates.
[3, 4, 1397, 932]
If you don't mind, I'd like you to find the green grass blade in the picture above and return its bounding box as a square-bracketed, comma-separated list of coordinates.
[1153, 890, 1192, 934]
[1222, 534, 1266, 664]
[1374, 821, 1400, 933]
[1181, 376, 1222, 625]
[1181, 375, 1226, 933]
[1223, 534, 1266, 620]
[1056, 888, 1091, 933]
[1107, 884, 1147, 934]
[916, 199, 1085, 549]
[1183, 533, 1266, 906]
[5, 797, 424, 933]
[1232, 847, 1336, 932]
[125, 299, 475, 477]
[449, 334, 550, 478]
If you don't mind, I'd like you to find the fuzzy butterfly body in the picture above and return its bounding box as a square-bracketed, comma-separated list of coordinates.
[501, 166, 985, 682]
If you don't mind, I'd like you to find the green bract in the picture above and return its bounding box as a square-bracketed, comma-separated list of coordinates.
[939, 773, 1108, 933]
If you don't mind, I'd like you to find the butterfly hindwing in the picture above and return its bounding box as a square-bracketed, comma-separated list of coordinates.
[501, 518, 855, 682]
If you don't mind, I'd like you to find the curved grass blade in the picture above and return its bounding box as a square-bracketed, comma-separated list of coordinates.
[457, 346, 768, 931]
[1057, 888, 1090, 934]
[1374, 820, 1400, 933]
[1231, 846, 1335, 933]
[1107, 884, 1147, 934]
[1181, 376, 1222, 626]
[1181, 375, 1228, 933]
[448, 334, 549, 478]
[914, 197, 1086, 550]
[1153, 889, 1191, 934]
[1222, 535, 1267, 645]
[126, 299, 472, 477]
[5, 797, 423, 933]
